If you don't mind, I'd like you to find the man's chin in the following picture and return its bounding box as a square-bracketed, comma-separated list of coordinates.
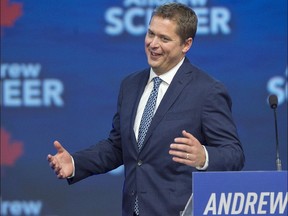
[150, 66, 164, 75]
[148, 63, 159, 71]
[148, 59, 160, 68]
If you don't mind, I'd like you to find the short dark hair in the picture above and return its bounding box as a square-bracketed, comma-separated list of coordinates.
[151, 3, 198, 43]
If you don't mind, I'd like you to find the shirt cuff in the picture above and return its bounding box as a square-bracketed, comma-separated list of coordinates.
[67, 156, 75, 179]
[196, 145, 209, 170]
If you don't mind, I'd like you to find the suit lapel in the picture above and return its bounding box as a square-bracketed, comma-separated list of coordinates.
[139, 60, 194, 153]
[129, 70, 150, 153]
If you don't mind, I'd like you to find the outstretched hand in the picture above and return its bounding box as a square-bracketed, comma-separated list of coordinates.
[47, 141, 73, 179]
[169, 130, 206, 168]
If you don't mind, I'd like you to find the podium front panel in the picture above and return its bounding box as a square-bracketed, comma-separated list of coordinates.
[192, 171, 287, 216]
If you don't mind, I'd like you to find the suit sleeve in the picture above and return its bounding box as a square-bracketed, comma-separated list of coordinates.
[67, 82, 124, 184]
[201, 81, 245, 171]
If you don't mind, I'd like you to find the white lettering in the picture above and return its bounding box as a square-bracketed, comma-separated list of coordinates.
[270, 192, 288, 214]
[210, 7, 231, 34]
[124, 7, 146, 35]
[3, 80, 22, 106]
[267, 72, 288, 106]
[0, 79, 64, 107]
[231, 193, 245, 214]
[203, 192, 287, 215]
[1, 63, 41, 79]
[10, 201, 22, 215]
[189, 0, 207, 7]
[105, 6, 232, 36]
[105, 7, 124, 36]
[105, 7, 153, 36]
[195, 7, 231, 35]
[0, 64, 9, 78]
[244, 192, 257, 214]
[23, 79, 42, 107]
[218, 192, 232, 214]
[123, 0, 208, 7]
[43, 79, 64, 106]
[203, 193, 217, 215]
[195, 8, 209, 34]
[1, 200, 42, 216]
[257, 192, 270, 214]
[22, 201, 42, 215]
[123, 0, 143, 7]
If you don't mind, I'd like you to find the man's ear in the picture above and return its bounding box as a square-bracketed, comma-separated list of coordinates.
[182, 37, 193, 54]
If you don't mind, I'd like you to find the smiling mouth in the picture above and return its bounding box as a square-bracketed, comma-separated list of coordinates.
[150, 51, 161, 57]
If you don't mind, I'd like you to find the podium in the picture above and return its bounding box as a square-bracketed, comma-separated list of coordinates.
[182, 171, 287, 216]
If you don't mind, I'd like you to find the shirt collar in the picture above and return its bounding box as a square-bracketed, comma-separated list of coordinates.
[148, 57, 185, 85]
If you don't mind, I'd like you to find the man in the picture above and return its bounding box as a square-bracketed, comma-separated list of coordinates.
[48, 3, 245, 216]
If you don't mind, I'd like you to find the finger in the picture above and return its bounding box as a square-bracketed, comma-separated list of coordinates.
[54, 140, 65, 153]
[48, 155, 60, 168]
[182, 130, 197, 142]
[175, 130, 200, 147]
[57, 170, 67, 179]
[57, 172, 64, 179]
[169, 149, 183, 158]
[49, 159, 59, 169]
[173, 130, 196, 146]
[55, 171, 63, 179]
[171, 156, 194, 167]
[54, 167, 60, 175]
[170, 143, 191, 152]
[49, 161, 55, 168]
[169, 149, 195, 160]
[53, 163, 61, 172]
[47, 154, 53, 162]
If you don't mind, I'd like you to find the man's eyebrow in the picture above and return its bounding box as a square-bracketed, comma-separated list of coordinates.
[147, 29, 170, 38]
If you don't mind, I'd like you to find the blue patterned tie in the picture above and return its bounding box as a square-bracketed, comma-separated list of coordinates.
[137, 77, 162, 151]
[134, 77, 162, 215]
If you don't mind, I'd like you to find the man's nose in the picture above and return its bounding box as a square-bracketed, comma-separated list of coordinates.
[150, 37, 160, 47]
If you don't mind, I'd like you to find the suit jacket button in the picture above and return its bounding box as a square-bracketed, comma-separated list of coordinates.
[137, 160, 143, 166]
[130, 191, 135, 196]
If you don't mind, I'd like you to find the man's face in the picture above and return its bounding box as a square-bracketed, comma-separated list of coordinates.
[145, 16, 191, 75]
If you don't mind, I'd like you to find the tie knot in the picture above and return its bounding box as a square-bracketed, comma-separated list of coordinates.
[153, 77, 162, 89]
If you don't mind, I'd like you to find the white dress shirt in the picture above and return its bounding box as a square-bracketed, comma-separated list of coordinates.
[133, 58, 184, 140]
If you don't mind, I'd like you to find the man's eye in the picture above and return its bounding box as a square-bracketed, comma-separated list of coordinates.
[148, 31, 154, 36]
[161, 37, 169, 42]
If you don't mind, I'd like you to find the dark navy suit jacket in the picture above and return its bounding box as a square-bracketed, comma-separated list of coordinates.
[68, 58, 245, 216]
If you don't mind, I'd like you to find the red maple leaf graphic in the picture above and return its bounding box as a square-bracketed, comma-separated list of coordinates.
[0, 0, 23, 27]
[0, 128, 24, 166]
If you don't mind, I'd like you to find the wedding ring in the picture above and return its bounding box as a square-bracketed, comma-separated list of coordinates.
[186, 153, 190, 160]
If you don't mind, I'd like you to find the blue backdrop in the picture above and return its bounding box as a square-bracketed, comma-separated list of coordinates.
[1, 0, 287, 215]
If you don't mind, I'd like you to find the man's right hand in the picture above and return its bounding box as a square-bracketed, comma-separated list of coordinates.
[47, 141, 74, 179]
